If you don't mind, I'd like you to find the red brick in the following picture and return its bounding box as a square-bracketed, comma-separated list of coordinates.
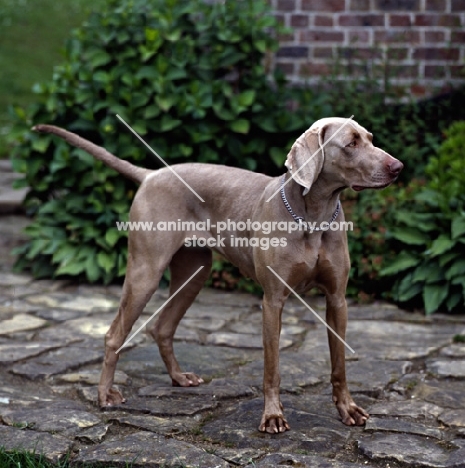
[386, 48, 410, 60]
[314, 15, 334, 26]
[451, 0, 465, 11]
[349, 0, 371, 10]
[338, 47, 383, 59]
[276, 0, 297, 12]
[389, 14, 412, 27]
[424, 30, 446, 42]
[276, 62, 296, 75]
[376, 0, 419, 10]
[424, 65, 447, 78]
[301, 0, 345, 12]
[388, 64, 419, 78]
[415, 14, 461, 27]
[450, 65, 465, 77]
[413, 47, 460, 60]
[278, 31, 295, 42]
[300, 30, 345, 42]
[348, 30, 371, 42]
[425, 0, 446, 10]
[375, 30, 420, 42]
[339, 14, 385, 26]
[299, 62, 331, 76]
[277, 46, 309, 58]
[273, 14, 286, 26]
[313, 47, 335, 58]
[410, 84, 427, 97]
[451, 31, 465, 42]
[290, 14, 310, 27]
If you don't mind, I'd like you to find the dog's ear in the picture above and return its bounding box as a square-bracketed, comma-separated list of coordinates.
[284, 124, 327, 195]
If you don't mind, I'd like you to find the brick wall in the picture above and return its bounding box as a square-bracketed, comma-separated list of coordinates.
[271, 0, 465, 96]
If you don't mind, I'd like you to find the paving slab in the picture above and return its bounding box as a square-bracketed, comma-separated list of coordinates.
[251, 453, 371, 467]
[0, 426, 72, 462]
[358, 433, 465, 467]
[0, 313, 48, 335]
[107, 413, 200, 435]
[427, 359, 465, 378]
[74, 431, 230, 467]
[10, 346, 102, 379]
[202, 398, 352, 455]
[365, 416, 443, 439]
[414, 380, 465, 409]
[0, 342, 63, 364]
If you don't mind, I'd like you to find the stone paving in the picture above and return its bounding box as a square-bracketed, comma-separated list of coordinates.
[1, 165, 465, 467]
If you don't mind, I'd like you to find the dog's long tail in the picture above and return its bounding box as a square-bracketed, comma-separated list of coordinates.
[32, 124, 150, 184]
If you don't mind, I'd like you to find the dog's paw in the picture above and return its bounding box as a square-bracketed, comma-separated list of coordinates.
[171, 372, 204, 387]
[333, 394, 369, 426]
[98, 387, 126, 408]
[258, 413, 290, 434]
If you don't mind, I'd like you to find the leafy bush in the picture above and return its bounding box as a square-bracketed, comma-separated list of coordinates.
[10, 0, 326, 282]
[379, 121, 465, 314]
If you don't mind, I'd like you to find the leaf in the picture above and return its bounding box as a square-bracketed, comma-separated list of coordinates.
[159, 115, 182, 132]
[379, 251, 419, 277]
[32, 136, 51, 153]
[156, 95, 177, 112]
[445, 258, 465, 280]
[237, 90, 256, 107]
[423, 283, 448, 315]
[97, 251, 116, 274]
[394, 211, 437, 231]
[105, 228, 121, 247]
[390, 227, 430, 246]
[438, 251, 457, 268]
[85, 255, 101, 282]
[88, 50, 112, 68]
[446, 293, 462, 311]
[452, 215, 465, 239]
[428, 235, 455, 257]
[56, 261, 86, 276]
[229, 119, 250, 134]
[411, 262, 440, 283]
[270, 147, 286, 167]
[396, 273, 423, 302]
[145, 28, 160, 42]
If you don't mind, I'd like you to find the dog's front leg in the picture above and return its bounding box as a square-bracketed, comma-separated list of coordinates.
[326, 295, 369, 425]
[258, 293, 290, 433]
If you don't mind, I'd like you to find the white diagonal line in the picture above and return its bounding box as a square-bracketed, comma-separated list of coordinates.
[115, 266, 204, 354]
[266, 115, 354, 202]
[266, 266, 355, 354]
[116, 114, 205, 202]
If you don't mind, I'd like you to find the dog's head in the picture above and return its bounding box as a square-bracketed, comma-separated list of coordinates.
[285, 117, 403, 195]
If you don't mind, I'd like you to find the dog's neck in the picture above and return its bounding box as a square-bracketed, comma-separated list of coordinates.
[285, 173, 344, 224]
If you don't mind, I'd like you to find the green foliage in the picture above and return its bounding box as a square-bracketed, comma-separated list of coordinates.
[11, 0, 324, 283]
[0, 447, 70, 468]
[379, 122, 465, 314]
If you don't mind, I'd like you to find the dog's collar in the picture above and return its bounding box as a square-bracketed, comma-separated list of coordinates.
[280, 174, 340, 232]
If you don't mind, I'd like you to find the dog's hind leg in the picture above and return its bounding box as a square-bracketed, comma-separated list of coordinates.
[98, 244, 170, 407]
[147, 245, 212, 387]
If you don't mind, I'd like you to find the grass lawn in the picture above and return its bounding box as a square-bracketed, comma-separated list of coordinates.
[0, 0, 106, 157]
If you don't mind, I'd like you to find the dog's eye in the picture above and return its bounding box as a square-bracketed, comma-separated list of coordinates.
[347, 140, 357, 148]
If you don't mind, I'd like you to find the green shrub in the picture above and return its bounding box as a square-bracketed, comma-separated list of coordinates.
[379, 121, 465, 314]
[10, 0, 325, 282]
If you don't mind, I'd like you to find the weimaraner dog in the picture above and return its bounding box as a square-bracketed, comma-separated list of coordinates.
[33, 118, 403, 433]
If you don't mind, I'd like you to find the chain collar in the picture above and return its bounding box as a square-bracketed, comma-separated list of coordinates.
[280, 174, 340, 232]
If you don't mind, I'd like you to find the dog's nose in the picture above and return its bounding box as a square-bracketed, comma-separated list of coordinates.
[388, 159, 403, 176]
